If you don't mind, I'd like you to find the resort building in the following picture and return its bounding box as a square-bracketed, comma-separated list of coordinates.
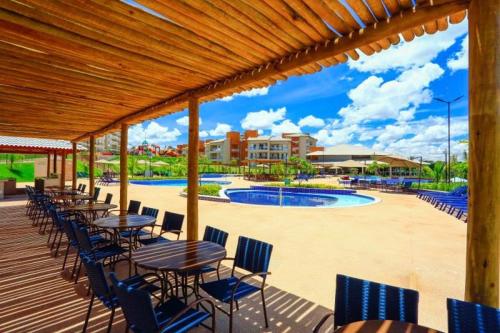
[80, 132, 120, 154]
[204, 130, 317, 164]
[129, 140, 161, 156]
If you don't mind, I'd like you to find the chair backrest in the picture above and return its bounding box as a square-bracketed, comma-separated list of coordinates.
[128, 200, 141, 214]
[447, 298, 499, 333]
[109, 272, 159, 332]
[141, 206, 159, 218]
[161, 211, 184, 232]
[234, 236, 273, 274]
[81, 255, 112, 301]
[77, 184, 83, 191]
[334, 274, 419, 328]
[203, 226, 229, 247]
[93, 187, 101, 201]
[104, 193, 113, 204]
[81, 184, 87, 193]
[72, 223, 94, 253]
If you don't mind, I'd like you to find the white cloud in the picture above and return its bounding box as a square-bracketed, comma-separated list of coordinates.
[313, 124, 359, 146]
[199, 130, 209, 138]
[176, 116, 202, 126]
[348, 21, 467, 73]
[339, 63, 444, 125]
[298, 115, 325, 128]
[221, 87, 269, 102]
[241, 107, 286, 130]
[208, 123, 232, 136]
[271, 120, 301, 136]
[447, 35, 468, 71]
[128, 121, 181, 146]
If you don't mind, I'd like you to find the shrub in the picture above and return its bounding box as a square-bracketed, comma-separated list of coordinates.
[183, 184, 221, 196]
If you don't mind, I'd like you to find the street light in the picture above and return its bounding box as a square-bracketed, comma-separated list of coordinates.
[434, 95, 463, 183]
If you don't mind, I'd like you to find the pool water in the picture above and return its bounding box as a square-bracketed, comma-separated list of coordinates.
[129, 179, 231, 187]
[224, 189, 376, 207]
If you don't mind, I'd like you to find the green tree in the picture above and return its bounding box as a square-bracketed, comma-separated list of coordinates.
[429, 161, 446, 183]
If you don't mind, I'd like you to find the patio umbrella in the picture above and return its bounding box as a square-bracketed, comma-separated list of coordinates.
[136, 160, 149, 165]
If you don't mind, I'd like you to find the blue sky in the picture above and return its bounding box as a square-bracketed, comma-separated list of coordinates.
[129, 20, 469, 161]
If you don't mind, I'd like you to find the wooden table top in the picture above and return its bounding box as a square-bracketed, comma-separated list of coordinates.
[335, 320, 442, 333]
[66, 203, 117, 211]
[93, 214, 156, 229]
[53, 194, 93, 201]
[132, 240, 227, 272]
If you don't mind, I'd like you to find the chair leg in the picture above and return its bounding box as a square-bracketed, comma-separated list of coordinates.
[71, 250, 79, 278]
[54, 232, 63, 257]
[261, 289, 269, 328]
[106, 307, 115, 333]
[229, 300, 234, 333]
[82, 294, 94, 333]
[75, 259, 83, 284]
[62, 243, 71, 270]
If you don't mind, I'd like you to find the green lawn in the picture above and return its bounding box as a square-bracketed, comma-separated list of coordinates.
[0, 163, 34, 182]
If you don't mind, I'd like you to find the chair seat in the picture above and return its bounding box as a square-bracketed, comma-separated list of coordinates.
[119, 230, 149, 239]
[87, 244, 126, 260]
[199, 276, 260, 303]
[122, 274, 162, 295]
[155, 297, 210, 333]
[138, 236, 171, 246]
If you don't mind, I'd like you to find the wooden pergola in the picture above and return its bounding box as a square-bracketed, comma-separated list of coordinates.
[0, 0, 496, 307]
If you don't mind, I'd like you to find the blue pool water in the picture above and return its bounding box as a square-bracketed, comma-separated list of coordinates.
[224, 189, 376, 207]
[129, 179, 231, 186]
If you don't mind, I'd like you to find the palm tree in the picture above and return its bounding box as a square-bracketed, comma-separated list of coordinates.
[430, 161, 446, 183]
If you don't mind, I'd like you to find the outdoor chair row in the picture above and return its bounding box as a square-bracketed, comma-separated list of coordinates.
[25, 187, 274, 333]
[417, 186, 468, 221]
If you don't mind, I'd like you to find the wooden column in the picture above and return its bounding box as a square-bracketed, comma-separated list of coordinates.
[72, 142, 77, 190]
[465, 0, 499, 307]
[60, 152, 66, 189]
[120, 124, 128, 212]
[53, 152, 57, 173]
[89, 135, 95, 196]
[46, 153, 51, 178]
[187, 97, 199, 240]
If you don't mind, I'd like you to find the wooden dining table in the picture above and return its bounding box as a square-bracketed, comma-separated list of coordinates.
[93, 214, 156, 275]
[52, 193, 93, 203]
[334, 320, 443, 333]
[66, 203, 117, 221]
[132, 240, 227, 301]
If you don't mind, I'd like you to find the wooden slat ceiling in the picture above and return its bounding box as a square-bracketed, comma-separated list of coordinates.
[0, 0, 468, 141]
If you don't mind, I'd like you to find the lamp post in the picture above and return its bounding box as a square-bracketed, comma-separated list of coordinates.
[434, 96, 463, 183]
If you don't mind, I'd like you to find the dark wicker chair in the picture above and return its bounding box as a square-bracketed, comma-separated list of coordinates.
[110, 272, 215, 333]
[138, 211, 184, 246]
[313, 274, 419, 332]
[199, 236, 273, 333]
[447, 298, 499, 333]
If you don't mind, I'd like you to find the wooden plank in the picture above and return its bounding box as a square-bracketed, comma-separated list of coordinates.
[89, 136, 95, 196]
[75, 0, 469, 141]
[72, 143, 77, 190]
[119, 124, 128, 212]
[187, 98, 199, 241]
[465, 0, 499, 308]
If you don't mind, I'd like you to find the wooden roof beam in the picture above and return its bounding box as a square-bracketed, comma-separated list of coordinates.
[74, 0, 469, 142]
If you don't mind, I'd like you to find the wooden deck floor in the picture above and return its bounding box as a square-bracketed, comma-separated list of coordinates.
[0, 202, 331, 333]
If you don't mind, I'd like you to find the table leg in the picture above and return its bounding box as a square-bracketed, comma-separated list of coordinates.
[128, 230, 132, 277]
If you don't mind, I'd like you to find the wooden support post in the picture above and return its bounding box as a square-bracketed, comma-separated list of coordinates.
[46, 153, 51, 178]
[187, 97, 199, 240]
[72, 142, 77, 190]
[89, 135, 95, 196]
[120, 124, 128, 212]
[53, 152, 57, 173]
[60, 152, 66, 189]
[465, 0, 499, 307]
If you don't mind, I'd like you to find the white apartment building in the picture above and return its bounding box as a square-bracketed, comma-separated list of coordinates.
[80, 132, 121, 153]
[247, 136, 291, 161]
[205, 139, 227, 163]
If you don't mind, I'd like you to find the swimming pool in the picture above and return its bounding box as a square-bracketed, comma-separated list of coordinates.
[224, 188, 377, 208]
[129, 179, 231, 187]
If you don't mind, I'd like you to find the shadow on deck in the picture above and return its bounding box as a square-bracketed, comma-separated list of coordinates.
[0, 204, 332, 332]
